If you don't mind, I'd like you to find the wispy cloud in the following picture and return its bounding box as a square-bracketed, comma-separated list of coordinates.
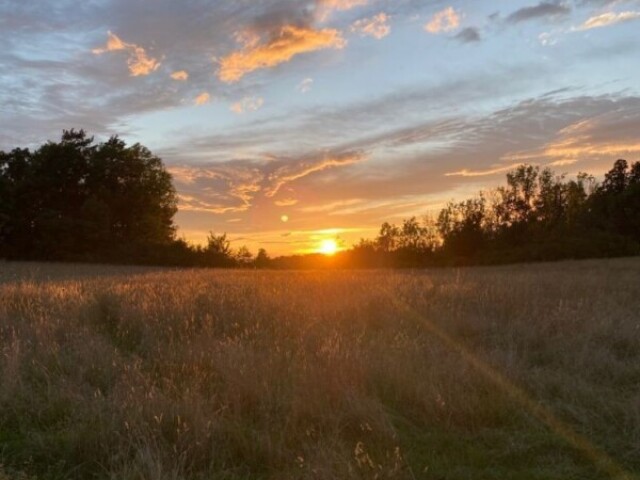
[425, 7, 460, 34]
[275, 198, 299, 207]
[167, 150, 367, 221]
[297, 77, 314, 93]
[351, 13, 391, 39]
[218, 25, 346, 83]
[538, 32, 558, 46]
[445, 163, 522, 177]
[170, 164, 263, 214]
[506, 2, 571, 24]
[454, 27, 481, 43]
[170, 70, 189, 81]
[176, 194, 245, 215]
[194, 92, 211, 106]
[265, 151, 366, 197]
[299, 198, 364, 213]
[92, 31, 160, 76]
[230, 96, 264, 114]
[504, 110, 640, 163]
[317, 0, 368, 21]
[576, 10, 640, 30]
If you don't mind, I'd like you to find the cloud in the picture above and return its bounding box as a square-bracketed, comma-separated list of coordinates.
[168, 150, 366, 217]
[506, 2, 571, 24]
[265, 151, 366, 197]
[425, 7, 460, 34]
[161, 86, 640, 247]
[91, 31, 127, 53]
[351, 12, 391, 39]
[275, 198, 299, 206]
[538, 32, 558, 45]
[504, 109, 640, 163]
[170, 70, 189, 81]
[92, 31, 160, 76]
[299, 198, 364, 213]
[575, 10, 640, 29]
[575, 0, 635, 6]
[194, 92, 211, 105]
[444, 163, 523, 177]
[218, 25, 346, 83]
[230, 96, 265, 114]
[170, 163, 263, 214]
[454, 27, 481, 43]
[297, 77, 314, 93]
[176, 194, 245, 215]
[319, 0, 368, 11]
[317, 0, 369, 20]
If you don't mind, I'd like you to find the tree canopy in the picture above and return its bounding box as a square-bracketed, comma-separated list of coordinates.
[0, 130, 177, 262]
[340, 159, 640, 268]
[1, 131, 639, 268]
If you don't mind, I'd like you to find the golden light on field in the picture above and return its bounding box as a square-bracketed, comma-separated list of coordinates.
[318, 239, 338, 256]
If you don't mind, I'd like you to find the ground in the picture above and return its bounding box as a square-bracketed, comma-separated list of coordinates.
[0, 259, 639, 479]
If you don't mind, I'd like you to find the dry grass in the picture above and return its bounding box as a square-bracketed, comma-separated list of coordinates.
[0, 259, 639, 479]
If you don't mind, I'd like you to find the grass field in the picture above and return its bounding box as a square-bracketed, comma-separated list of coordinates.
[0, 259, 639, 480]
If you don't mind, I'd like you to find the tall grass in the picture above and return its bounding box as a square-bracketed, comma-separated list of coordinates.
[0, 259, 639, 479]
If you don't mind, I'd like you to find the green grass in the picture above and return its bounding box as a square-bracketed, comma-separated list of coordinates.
[0, 259, 639, 479]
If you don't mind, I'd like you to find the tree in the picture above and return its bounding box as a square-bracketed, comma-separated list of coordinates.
[87, 135, 177, 251]
[600, 159, 628, 194]
[235, 245, 254, 266]
[255, 248, 271, 268]
[376, 222, 399, 252]
[0, 130, 178, 262]
[629, 162, 640, 185]
[437, 196, 486, 258]
[203, 232, 235, 266]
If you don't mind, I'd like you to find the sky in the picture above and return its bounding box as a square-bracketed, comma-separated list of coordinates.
[2, 0, 640, 255]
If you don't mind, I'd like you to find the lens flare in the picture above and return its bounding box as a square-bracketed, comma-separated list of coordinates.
[319, 239, 338, 255]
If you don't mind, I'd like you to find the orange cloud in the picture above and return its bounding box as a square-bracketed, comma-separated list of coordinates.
[168, 166, 222, 184]
[194, 92, 211, 106]
[170, 70, 189, 81]
[502, 117, 640, 164]
[351, 12, 391, 39]
[444, 163, 522, 177]
[321, 0, 368, 10]
[543, 139, 640, 160]
[318, 0, 368, 20]
[576, 11, 640, 30]
[177, 194, 247, 214]
[425, 7, 460, 34]
[230, 96, 264, 114]
[93, 31, 160, 76]
[275, 198, 299, 207]
[300, 198, 364, 213]
[218, 25, 346, 83]
[92, 32, 127, 52]
[265, 152, 365, 197]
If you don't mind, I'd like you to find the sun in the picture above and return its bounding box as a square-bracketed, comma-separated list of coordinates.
[318, 239, 338, 256]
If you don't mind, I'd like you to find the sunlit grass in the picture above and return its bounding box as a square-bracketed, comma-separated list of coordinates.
[0, 259, 639, 479]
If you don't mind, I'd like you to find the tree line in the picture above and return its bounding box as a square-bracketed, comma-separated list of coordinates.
[0, 131, 262, 267]
[342, 159, 640, 268]
[1, 131, 639, 268]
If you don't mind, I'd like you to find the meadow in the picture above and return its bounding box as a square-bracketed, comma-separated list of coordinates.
[0, 259, 638, 480]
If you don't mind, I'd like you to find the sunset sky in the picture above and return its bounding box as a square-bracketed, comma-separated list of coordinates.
[2, 0, 640, 254]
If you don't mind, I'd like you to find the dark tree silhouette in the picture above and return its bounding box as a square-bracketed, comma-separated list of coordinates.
[2, 132, 639, 269]
[0, 130, 177, 262]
